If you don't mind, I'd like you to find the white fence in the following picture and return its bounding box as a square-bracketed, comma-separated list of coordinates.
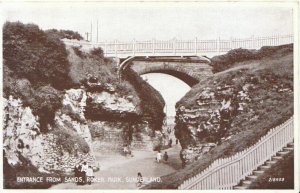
[63, 34, 293, 57]
[178, 117, 294, 190]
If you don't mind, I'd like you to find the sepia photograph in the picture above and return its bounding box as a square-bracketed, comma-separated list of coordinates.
[1, 0, 298, 190]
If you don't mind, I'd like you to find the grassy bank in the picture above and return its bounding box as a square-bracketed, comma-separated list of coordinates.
[249, 151, 294, 189]
[122, 67, 165, 131]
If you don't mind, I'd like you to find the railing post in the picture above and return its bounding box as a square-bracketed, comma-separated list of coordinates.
[114, 40, 118, 57]
[173, 38, 176, 55]
[194, 37, 198, 55]
[132, 39, 136, 56]
[104, 41, 107, 55]
[229, 37, 233, 50]
[152, 39, 155, 55]
[250, 35, 255, 49]
[217, 37, 221, 54]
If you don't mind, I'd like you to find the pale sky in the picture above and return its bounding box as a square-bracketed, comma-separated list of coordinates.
[141, 73, 190, 117]
[1, 2, 294, 42]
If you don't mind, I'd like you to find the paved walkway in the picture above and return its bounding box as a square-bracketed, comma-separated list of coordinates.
[50, 144, 181, 189]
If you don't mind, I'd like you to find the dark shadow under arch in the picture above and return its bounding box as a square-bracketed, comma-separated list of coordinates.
[139, 69, 199, 87]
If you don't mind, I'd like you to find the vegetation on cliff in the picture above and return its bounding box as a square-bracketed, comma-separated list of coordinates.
[67, 46, 166, 134]
[3, 22, 73, 90]
[66, 45, 140, 103]
[3, 21, 73, 132]
[3, 21, 166, 180]
[122, 67, 165, 131]
[45, 29, 83, 40]
[178, 44, 293, 144]
[210, 44, 293, 73]
[3, 21, 143, 131]
[3, 21, 142, 188]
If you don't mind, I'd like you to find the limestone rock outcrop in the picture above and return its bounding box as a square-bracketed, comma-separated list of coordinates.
[175, 64, 293, 165]
[3, 96, 94, 173]
[3, 96, 42, 167]
[89, 121, 162, 154]
[3, 85, 165, 174]
[175, 80, 255, 164]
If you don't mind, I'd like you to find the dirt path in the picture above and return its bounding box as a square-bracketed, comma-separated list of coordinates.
[50, 144, 181, 189]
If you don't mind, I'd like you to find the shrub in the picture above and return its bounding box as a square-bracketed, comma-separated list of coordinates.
[122, 67, 165, 131]
[51, 126, 90, 154]
[45, 29, 83, 40]
[211, 44, 293, 73]
[89, 47, 104, 59]
[3, 21, 73, 90]
[72, 46, 85, 58]
[211, 48, 258, 73]
[3, 21, 76, 131]
[28, 85, 63, 132]
[68, 47, 117, 84]
[3, 64, 33, 99]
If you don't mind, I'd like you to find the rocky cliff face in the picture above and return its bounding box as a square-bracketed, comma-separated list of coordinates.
[89, 121, 162, 154]
[4, 97, 42, 167]
[3, 85, 165, 173]
[64, 86, 164, 154]
[175, 81, 254, 164]
[175, 47, 293, 166]
[3, 96, 94, 173]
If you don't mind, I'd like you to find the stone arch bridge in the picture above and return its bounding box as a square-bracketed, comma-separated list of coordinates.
[119, 56, 212, 87]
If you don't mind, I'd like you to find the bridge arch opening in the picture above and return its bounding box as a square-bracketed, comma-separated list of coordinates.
[139, 69, 199, 87]
[140, 73, 191, 125]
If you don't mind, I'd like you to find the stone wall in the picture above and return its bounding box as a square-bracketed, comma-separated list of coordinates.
[41, 133, 94, 173]
[130, 60, 213, 86]
[89, 121, 162, 154]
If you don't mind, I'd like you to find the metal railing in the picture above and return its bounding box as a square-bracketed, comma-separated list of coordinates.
[63, 34, 293, 57]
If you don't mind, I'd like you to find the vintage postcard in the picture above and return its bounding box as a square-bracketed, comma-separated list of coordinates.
[0, 0, 299, 191]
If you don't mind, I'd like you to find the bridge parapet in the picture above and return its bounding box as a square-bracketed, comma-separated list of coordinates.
[62, 34, 293, 58]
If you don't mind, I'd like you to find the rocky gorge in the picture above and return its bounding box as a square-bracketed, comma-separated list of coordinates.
[3, 85, 166, 174]
[3, 21, 167, 188]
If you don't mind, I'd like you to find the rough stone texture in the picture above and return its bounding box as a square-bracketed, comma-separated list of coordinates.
[176, 70, 293, 165]
[130, 59, 213, 86]
[40, 133, 94, 173]
[89, 121, 163, 154]
[54, 112, 93, 153]
[61, 88, 165, 154]
[3, 96, 94, 173]
[62, 88, 87, 121]
[175, 83, 253, 164]
[180, 143, 217, 165]
[3, 97, 42, 167]
[4, 88, 165, 173]
[87, 91, 136, 113]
